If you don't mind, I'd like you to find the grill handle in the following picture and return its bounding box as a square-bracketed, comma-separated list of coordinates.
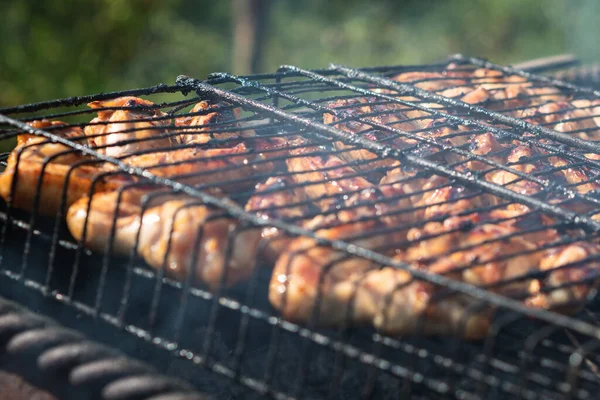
[0, 296, 212, 400]
[511, 54, 579, 73]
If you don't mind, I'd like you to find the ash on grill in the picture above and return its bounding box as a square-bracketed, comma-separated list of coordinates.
[1, 55, 600, 399]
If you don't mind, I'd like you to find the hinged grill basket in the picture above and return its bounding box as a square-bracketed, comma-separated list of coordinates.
[2, 55, 600, 400]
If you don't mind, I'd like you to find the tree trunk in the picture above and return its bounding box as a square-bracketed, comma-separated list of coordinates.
[232, 0, 272, 75]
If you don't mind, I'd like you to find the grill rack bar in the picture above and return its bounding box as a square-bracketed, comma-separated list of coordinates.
[510, 54, 579, 73]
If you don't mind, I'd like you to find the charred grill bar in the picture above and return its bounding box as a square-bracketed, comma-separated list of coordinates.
[1, 55, 600, 399]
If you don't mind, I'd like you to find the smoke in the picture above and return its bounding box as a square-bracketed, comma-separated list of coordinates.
[563, 0, 600, 63]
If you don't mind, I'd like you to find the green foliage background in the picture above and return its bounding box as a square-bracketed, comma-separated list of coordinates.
[1, 0, 599, 107]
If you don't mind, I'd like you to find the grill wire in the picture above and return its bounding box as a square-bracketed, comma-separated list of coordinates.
[1, 55, 600, 399]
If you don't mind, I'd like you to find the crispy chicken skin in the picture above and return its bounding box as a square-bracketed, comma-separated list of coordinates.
[286, 145, 379, 212]
[0, 120, 131, 216]
[67, 187, 262, 290]
[270, 206, 600, 339]
[116, 142, 267, 192]
[85, 97, 175, 158]
[245, 175, 313, 262]
[175, 101, 245, 145]
[115, 101, 292, 193]
[322, 97, 419, 174]
[285, 148, 419, 232]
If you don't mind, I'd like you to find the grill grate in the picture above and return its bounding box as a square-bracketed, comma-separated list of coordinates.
[2, 55, 600, 399]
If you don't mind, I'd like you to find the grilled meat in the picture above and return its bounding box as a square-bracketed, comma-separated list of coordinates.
[7, 63, 600, 340]
[85, 97, 175, 158]
[115, 142, 267, 192]
[270, 67, 600, 339]
[0, 120, 131, 216]
[270, 200, 600, 339]
[285, 145, 378, 212]
[527, 242, 600, 310]
[269, 219, 394, 328]
[175, 101, 247, 145]
[245, 175, 313, 262]
[526, 101, 600, 141]
[285, 146, 422, 234]
[116, 100, 293, 193]
[322, 97, 420, 175]
[67, 186, 262, 290]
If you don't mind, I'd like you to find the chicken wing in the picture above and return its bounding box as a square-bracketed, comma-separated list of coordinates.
[0, 120, 131, 216]
[245, 175, 313, 262]
[270, 205, 600, 340]
[67, 186, 262, 290]
[269, 219, 394, 328]
[175, 101, 245, 145]
[528, 101, 600, 141]
[285, 145, 377, 212]
[527, 242, 600, 311]
[323, 97, 416, 174]
[85, 96, 175, 158]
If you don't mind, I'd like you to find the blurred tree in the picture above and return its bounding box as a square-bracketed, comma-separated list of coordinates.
[232, 0, 272, 74]
[0, 0, 231, 106]
[1, 0, 598, 107]
[0, 0, 171, 106]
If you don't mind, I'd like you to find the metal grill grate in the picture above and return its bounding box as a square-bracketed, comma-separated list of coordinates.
[2, 55, 600, 399]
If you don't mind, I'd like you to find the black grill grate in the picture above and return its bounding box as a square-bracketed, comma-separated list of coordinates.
[1, 55, 600, 399]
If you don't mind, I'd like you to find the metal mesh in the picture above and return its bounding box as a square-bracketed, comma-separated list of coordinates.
[1, 55, 600, 399]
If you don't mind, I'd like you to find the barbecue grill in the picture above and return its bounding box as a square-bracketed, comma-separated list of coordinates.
[2, 55, 600, 400]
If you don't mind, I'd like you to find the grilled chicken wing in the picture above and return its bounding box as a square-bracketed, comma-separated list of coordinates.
[527, 101, 600, 141]
[245, 175, 313, 262]
[269, 219, 394, 327]
[116, 143, 263, 191]
[285, 147, 419, 232]
[118, 132, 295, 193]
[175, 101, 246, 145]
[85, 97, 175, 158]
[285, 145, 377, 212]
[0, 120, 131, 216]
[322, 97, 416, 175]
[527, 242, 600, 311]
[386, 67, 568, 123]
[67, 187, 262, 290]
[270, 203, 600, 339]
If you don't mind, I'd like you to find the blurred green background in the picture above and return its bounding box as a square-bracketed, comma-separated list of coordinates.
[1, 0, 599, 107]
